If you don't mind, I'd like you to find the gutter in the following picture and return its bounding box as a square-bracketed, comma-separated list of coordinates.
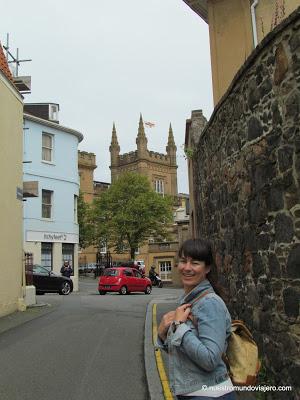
[251, 0, 259, 47]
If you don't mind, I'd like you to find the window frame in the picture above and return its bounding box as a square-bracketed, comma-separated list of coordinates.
[41, 189, 53, 219]
[42, 132, 54, 163]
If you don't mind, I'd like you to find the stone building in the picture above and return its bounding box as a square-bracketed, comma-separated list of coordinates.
[78, 116, 189, 283]
[184, 7, 300, 398]
[78, 151, 111, 267]
[183, 0, 300, 104]
[109, 115, 185, 282]
[110, 114, 178, 197]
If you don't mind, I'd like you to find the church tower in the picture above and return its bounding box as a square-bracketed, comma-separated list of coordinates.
[109, 122, 120, 182]
[136, 114, 148, 158]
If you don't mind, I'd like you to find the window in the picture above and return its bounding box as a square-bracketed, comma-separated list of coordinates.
[123, 269, 133, 277]
[154, 179, 164, 195]
[42, 190, 53, 219]
[104, 269, 119, 277]
[159, 261, 172, 281]
[42, 133, 53, 162]
[74, 195, 78, 223]
[41, 243, 53, 271]
[62, 243, 74, 275]
[133, 270, 142, 278]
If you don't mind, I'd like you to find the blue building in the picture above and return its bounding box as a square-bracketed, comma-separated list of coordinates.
[23, 103, 83, 291]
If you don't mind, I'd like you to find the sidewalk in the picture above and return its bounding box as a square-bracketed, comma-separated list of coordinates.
[0, 302, 57, 335]
[145, 296, 257, 400]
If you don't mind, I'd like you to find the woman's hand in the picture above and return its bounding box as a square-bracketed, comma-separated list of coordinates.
[158, 310, 176, 342]
[174, 303, 191, 323]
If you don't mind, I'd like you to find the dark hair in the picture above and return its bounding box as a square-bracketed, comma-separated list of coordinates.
[178, 238, 227, 301]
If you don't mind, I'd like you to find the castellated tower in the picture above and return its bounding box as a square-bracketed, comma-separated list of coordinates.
[109, 115, 178, 197]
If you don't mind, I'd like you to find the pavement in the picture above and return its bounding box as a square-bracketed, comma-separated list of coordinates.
[0, 286, 256, 400]
[144, 295, 257, 400]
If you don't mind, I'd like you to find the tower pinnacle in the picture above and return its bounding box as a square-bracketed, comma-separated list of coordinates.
[136, 113, 148, 156]
[166, 122, 177, 166]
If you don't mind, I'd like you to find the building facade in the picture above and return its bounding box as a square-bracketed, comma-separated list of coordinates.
[78, 116, 189, 283]
[183, 0, 300, 104]
[23, 104, 83, 291]
[109, 115, 186, 282]
[110, 115, 178, 197]
[0, 43, 24, 317]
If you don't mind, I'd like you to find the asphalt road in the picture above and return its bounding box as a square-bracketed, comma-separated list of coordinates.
[0, 278, 176, 400]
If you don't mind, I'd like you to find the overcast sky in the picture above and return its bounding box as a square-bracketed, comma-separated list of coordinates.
[1, 0, 213, 193]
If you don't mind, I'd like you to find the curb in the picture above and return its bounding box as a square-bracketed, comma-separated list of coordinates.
[144, 296, 178, 400]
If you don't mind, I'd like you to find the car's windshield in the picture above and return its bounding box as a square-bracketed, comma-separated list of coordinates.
[103, 269, 119, 277]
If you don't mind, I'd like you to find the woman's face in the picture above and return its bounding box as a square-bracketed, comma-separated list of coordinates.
[178, 255, 210, 292]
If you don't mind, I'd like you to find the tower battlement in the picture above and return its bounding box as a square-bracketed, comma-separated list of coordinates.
[78, 151, 97, 169]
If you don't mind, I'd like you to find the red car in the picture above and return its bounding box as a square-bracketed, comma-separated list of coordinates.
[98, 267, 152, 295]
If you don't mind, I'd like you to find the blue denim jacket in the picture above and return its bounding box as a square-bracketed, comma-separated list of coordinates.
[158, 279, 232, 396]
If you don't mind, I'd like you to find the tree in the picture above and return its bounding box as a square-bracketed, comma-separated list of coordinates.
[77, 191, 93, 249]
[91, 172, 173, 259]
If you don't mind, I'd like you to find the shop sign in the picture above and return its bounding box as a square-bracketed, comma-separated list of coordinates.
[26, 230, 79, 243]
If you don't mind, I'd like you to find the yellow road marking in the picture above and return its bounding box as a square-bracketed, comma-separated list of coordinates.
[152, 303, 174, 400]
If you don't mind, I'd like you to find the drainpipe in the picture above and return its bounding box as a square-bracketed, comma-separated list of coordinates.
[251, 0, 259, 47]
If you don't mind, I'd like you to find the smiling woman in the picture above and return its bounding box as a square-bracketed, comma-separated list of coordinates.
[157, 238, 236, 400]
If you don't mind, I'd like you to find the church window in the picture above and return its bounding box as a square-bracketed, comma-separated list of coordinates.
[154, 179, 164, 195]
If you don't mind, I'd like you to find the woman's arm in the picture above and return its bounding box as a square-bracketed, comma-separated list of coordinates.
[170, 297, 227, 371]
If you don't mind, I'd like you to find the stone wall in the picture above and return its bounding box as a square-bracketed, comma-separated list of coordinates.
[192, 8, 300, 397]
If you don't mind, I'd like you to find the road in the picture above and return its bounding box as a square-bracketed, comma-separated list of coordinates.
[0, 278, 177, 400]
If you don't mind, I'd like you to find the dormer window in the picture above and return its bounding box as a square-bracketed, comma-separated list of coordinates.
[49, 104, 59, 122]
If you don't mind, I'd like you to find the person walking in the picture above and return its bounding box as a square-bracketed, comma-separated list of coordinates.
[157, 238, 236, 400]
[60, 260, 73, 278]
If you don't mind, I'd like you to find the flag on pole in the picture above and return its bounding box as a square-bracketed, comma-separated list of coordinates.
[144, 121, 155, 128]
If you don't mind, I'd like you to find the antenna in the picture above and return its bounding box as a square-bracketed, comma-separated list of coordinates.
[3, 33, 32, 77]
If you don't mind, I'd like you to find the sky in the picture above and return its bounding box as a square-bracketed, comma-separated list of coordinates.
[1, 0, 213, 193]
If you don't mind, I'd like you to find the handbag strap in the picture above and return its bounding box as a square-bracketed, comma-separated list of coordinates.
[188, 289, 214, 306]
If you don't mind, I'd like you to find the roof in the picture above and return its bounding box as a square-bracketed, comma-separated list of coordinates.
[182, 0, 208, 23]
[0, 42, 14, 83]
[24, 112, 84, 142]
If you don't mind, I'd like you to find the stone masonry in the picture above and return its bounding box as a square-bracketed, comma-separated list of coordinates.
[191, 8, 300, 398]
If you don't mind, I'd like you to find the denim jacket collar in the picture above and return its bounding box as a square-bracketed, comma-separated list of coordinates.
[178, 279, 214, 305]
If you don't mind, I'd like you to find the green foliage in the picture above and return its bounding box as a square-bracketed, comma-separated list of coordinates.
[91, 172, 173, 259]
[183, 146, 195, 160]
[77, 191, 93, 249]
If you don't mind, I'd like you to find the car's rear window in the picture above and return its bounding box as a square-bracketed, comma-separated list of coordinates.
[103, 269, 119, 277]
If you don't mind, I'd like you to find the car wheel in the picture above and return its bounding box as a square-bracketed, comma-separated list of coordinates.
[119, 286, 127, 295]
[99, 290, 106, 295]
[145, 285, 152, 295]
[36, 291, 45, 295]
[60, 281, 71, 295]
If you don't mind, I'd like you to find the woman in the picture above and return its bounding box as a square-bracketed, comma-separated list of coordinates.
[157, 238, 235, 400]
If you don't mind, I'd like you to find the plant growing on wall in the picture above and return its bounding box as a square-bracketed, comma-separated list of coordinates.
[182, 145, 195, 160]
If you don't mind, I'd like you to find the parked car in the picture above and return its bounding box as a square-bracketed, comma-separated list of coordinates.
[98, 267, 152, 295]
[26, 264, 73, 295]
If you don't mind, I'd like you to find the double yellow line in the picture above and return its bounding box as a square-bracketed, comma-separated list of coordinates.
[152, 303, 174, 400]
